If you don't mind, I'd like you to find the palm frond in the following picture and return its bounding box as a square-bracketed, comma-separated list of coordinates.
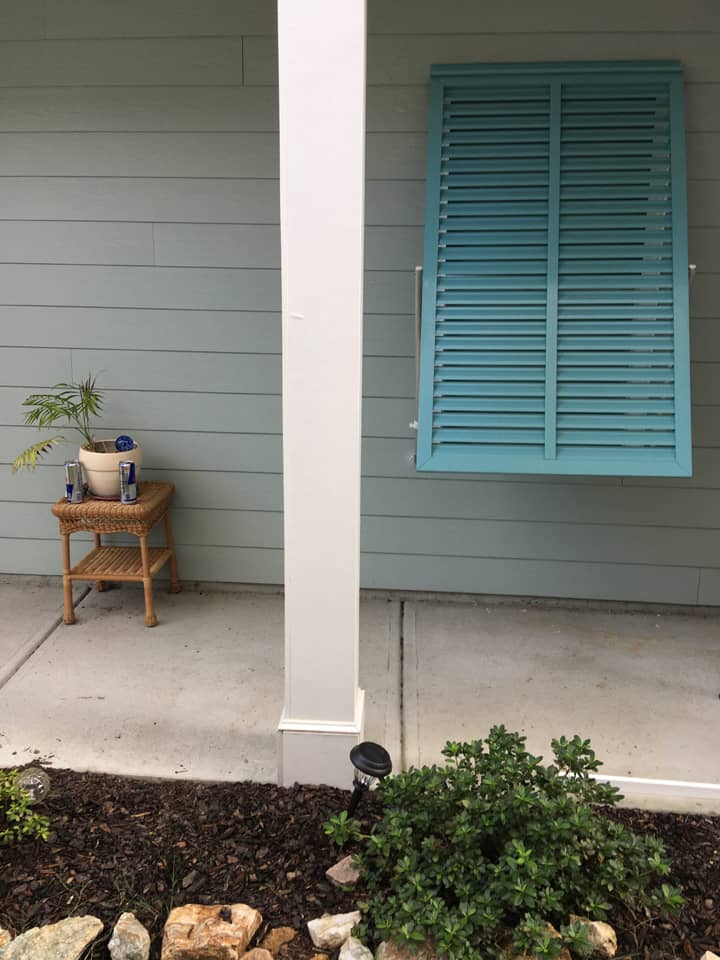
[11, 436, 65, 472]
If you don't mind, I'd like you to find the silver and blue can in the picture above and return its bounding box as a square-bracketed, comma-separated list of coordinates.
[119, 460, 137, 504]
[64, 461, 83, 503]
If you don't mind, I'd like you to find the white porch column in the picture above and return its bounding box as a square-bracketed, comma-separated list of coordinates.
[277, 0, 367, 787]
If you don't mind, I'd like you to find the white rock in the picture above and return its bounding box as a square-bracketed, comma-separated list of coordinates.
[340, 937, 374, 960]
[108, 912, 150, 960]
[700, 953, 720, 960]
[307, 911, 361, 949]
[0, 929, 12, 950]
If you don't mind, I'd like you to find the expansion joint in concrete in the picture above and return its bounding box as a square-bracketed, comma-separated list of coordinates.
[0, 585, 91, 691]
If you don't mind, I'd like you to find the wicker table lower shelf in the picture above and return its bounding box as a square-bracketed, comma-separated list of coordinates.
[71, 546, 174, 581]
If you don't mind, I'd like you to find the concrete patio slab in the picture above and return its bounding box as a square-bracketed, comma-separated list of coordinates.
[0, 583, 401, 784]
[403, 599, 720, 810]
[0, 576, 88, 688]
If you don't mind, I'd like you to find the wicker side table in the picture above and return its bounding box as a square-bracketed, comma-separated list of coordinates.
[51, 481, 180, 627]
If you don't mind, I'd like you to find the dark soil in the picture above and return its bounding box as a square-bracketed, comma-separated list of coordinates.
[0, 768, 718, 959]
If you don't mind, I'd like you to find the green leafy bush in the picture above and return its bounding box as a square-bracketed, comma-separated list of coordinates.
[325, 726, 683, 959]
[0, 769, 50, 845]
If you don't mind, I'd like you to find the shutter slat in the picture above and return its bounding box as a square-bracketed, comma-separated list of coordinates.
[558, 382, 674, 397]
[438, 271, 546, 290]
[435, 366, 546, 381]
[558, 351, 673, 366]
[557, 398, 674, 413]
[438, 321, 546, 334]
[433, 428, 545, 444]
[437, 350, 546, 364]
[559, 261, 672, 274]
[438, 336, 546, 350]
[557, 367, 673, 382]
[438, 306, 548, 320]
[558, 306, 674, 319]
[558, 415, 674, 430]
[438, 397, 546, 412]
[557, 430, 674, 446]
[443, 201, 549, 215]
[560, 220, 672, 233]
[558, 336, 671, 351]
[558, 321, 672, 334]
[434, 413, 545, 427]
[437, 381, 545, 397]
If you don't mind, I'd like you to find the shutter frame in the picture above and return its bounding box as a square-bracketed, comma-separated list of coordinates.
[417, 60, 692, 477]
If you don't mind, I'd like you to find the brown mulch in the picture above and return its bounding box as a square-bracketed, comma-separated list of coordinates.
[0, 768, 718, 959]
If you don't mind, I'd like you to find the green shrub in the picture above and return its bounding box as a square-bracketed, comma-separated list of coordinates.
[0, 769, 50, 845]
[325, 726, 683, 959]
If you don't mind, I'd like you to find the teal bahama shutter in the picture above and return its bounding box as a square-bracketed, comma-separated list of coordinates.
[416, 62, 691, 476]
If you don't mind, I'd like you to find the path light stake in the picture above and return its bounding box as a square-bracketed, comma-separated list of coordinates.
[347, 741, 392, 816]
[15, 767, 51, 805]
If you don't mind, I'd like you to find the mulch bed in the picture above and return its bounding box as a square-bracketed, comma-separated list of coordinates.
[0, 768, 718, 959]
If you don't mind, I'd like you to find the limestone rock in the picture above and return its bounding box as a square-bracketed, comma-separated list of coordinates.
[307, 911, 361, 950]
[109, 912, 150, 960]
[161, 903, 262, 960]
[584, 920, 617, 959]
[570, 917, 617, 959]
[0, 915, 102, 960]
[326, 855, 360, 888]
[259, 927, 296, 953]
[376, 942, 439, 960]
[0, 929, 12, 950]
[340, 936, 374, 959]
[243, 951, 273, 960]
[700, 953, 720, 960]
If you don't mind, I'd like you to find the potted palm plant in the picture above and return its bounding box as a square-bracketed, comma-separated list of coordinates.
[11, 374, 142, 498]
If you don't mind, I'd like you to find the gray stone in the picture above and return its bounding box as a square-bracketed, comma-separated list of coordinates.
[340, 936, 374, 960]
[307, 911, 361, 950]
[109, 912, 150, 960]
[0, 916, 102, 960]
[326, 854, 361, 888]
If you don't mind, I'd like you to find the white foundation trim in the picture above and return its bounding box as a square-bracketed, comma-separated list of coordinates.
[594, 772, 720, 801]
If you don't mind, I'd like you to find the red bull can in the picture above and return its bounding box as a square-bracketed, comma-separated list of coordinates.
[64, 461, 83, 503]
[119, 461, 137, 504]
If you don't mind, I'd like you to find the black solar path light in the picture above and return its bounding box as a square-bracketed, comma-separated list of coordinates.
[347, 741, 392, 816]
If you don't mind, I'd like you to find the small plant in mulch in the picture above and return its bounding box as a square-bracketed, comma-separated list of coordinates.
[0, 770, 50, 846]
[325, 726, 685, 960]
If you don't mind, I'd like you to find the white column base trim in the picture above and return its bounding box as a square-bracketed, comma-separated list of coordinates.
[278, 689, 365, 788]
[593, 772, 720, 813]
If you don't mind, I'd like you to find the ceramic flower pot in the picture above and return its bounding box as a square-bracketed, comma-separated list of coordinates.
[78, 440, 142, 499]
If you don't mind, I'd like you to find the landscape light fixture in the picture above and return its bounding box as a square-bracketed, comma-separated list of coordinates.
[15, 766, 51, 805]
[347, 741, 392, 815]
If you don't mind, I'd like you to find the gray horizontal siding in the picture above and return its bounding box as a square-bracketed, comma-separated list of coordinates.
[0, 1, 719, 607]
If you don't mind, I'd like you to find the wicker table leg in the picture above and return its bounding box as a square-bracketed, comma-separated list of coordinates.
[61, 533, 75, 625]
[164, 512, 181, 594]
[139, 533, 157, 627]
[93, 533, 106, 591]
